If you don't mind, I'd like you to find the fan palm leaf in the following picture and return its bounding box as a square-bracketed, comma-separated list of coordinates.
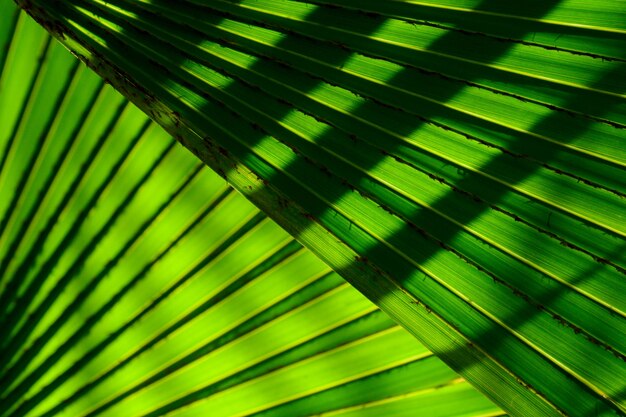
[7, 0, 626, 415]
[0, 4, 505, 416]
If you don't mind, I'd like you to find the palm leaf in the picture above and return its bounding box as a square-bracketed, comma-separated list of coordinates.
[0, 4, 504, 416]
[10, 0, 626, 415]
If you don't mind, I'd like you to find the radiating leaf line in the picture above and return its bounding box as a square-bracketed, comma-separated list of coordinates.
[299, 0, 626, 62]
[6, 187, 235, 416]
[10, 0, 626, 415]
[0, 6, 21, 88]
[0, 105, 152, 345]
[0, 59, 80, 239]
[0, 35, 51, 176]
[0, 79, 106, 281]
[0, 4, 508, 417]
[0, 156, 205, 383]
[82, 278, 357, 416]
[9, 211, 269, 415]
[0, 99, 130, 329]
[138, 326, 420, 417]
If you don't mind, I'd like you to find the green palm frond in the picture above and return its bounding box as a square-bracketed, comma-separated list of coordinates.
[7, 0, 626, 415]
[0, 4, 504, 416]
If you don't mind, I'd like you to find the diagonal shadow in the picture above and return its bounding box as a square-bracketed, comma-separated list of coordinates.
[179, 2, 625, 414]
[336, 60, 626, 416]
[125, 0, 626, 414]
[13, 0, 626, 415]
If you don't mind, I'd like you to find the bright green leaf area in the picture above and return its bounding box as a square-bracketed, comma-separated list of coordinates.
[7, 0, 626, 416]
[0, 3, 504, 417]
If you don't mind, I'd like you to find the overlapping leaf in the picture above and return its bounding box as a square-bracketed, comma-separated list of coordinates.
[11, 0, 626, 416]
[0, 4, 503, 416]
